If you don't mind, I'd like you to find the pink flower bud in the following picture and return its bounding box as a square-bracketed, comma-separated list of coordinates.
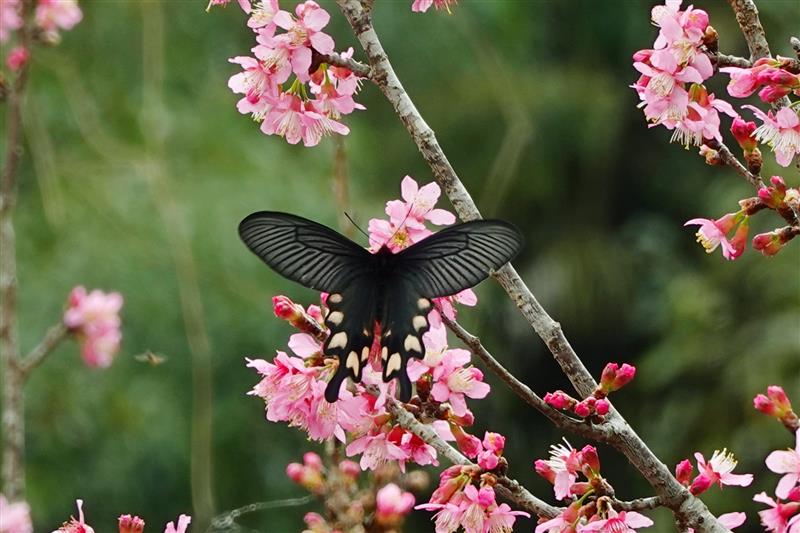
[482, 432, 505, 455]
[375, 483, 415, 527]
[534, 459, 556, 484]
[595, 398, 610, 415]
[600, 362, 636, 393]
[430, 466, 469, 504]
[770, 176, 787, 192]
[675, 459, 693, 486]
[756, 67, 798, 86]
[689, 473, 713, 495]
[477, 450, 500, 471]
[477, 486, 496, 507]
[753, 232, 785, 256]
[273, 295, 300, 320]
[632, 49, 653, 63]
[612, 363, 636, 389]
[118, 515, 145, 533]
[580, 445, 601, 475]
[6, 46, 29, 71]
[544, 390, 575, 410]
[338, 460, 360, 479]
[730, 117, 758, 152]
[286, 462, 304, 483]
[573, 401, 591, 418]
[450, 423, 482, 459]
[758, 85, 792, 103]
[728, 217, 749, 260]
[450, 410, 475, 427]
[303, 451, 323, 470]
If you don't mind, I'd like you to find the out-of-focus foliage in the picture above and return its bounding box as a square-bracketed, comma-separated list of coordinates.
[2, 0, 799, 531]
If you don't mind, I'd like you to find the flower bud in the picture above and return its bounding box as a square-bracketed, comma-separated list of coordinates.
[6, 47, 29, 71]
[758, 85, 792, 103]
[534, 459, 556, 484]
[118, 515, 145, 533]
[730, 117, 758, 152]
[574, 401, 592, 418]
[449, 423, 482, 458]
[478, 450, 500, 471]
[675, 459, 693, 486]
[752, 231, 785, 256]
[338, 459, 360, 480]
[729, 217, 749, 260]
[595, 398, 610, 415]
[482, 432, 505, 455]
[272, 295, 326, 339]
[544, 390, 576, 410]
[580, 445, 601, 475]
[689, 473, 713, 495]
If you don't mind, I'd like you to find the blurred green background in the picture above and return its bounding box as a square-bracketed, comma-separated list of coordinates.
[2, 0, 799, 531]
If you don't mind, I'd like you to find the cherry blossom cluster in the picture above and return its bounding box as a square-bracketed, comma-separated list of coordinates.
[544, 362, 636, 419]
[633, 0, 800, 260]
[0, 0, 82, 72]
[208, 0, 454, 16]
[416, 434, 529, 533]
[42, 499, 191, 533]
[673, 449, 753, 495]
[210, 0, 365, 146]
[285, 451, 418, 531]
[62, 286, 124, 368]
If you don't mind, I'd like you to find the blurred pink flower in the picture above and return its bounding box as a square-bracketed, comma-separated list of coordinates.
[206, 0, 251, 12]
[52, 499, 95, 533]
[743, 105, 800, 167]
[411, 0, 456, 13]
[163, 515, 191, 533]
[63, 286, 123, 368]
[35, 0, 82, 33]
[0, 494, 32, 533]
[5, 45, 28, 71]
[766, 429, 800, 499]
[375, 483, 415, 527]
[0, 0, 23, 43]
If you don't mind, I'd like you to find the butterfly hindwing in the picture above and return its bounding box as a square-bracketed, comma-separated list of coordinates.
[323, 281, 377, 403]
[379, 280, 432, 402]
[394, 219, 524, 298]
[238, 211, 374, 293]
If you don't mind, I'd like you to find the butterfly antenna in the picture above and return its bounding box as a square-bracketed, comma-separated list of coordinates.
[344, 212, 371, 240]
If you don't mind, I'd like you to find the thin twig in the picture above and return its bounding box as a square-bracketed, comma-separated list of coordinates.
[19, 322, 68, 378]
[713, 142, 765, 189]
[320, 51, 371, 78]
[442, 316, 610, 442]
[335, 1, 728, 530]
[207, 495, 315, 532]
[613, 496, 663, 511]
[385, 397, 561, 518]
[1, 0, 33, 500]
[713, 53, 751, 68]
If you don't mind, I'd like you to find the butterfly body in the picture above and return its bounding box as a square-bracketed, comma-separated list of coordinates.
[238, 211, 523, 402]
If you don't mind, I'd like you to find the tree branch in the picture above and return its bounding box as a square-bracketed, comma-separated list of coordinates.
[613, 496, 663, 511]
[335, 1, 730, 530]
[384, 396, 561, 518]
[713, 141, 765, 189]
[726, 0, 772, 61]
[442, 315, 611, 442]
[713, 52, 751, 68]
[320, 51, 372, 78]
[19, 322, 68, 378]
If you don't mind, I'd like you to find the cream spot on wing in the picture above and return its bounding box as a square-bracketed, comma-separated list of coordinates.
[328, 293, 342, 304]
[417, 298, 430, 310]
[346, 351, 359, 372]
[404, 335, 422, 353]
[386, 353, 402, 375]
[327, 311, 344, 325]
[384, 329, 392, 337]
[381, 346, 388, 361]
[361, 346, 370, 362]
[329, 331, 348, 349]
[412, 315, 427, 331]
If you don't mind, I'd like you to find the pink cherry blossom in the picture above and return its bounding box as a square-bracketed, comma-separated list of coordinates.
[633, 49, 703, 125]
[63, 286, 123, 367]
[581, 507, 654, 533]
[35, 0, 82, 33]
[228, 55, 280, 118]
[0, 494, 32, 533]
[270, 1, 334, 78]
[535, 501, 581, 533]
[247, 0, 278, 33]
[375, 484, 415, 527]
[541, 440, 582, 501]
[670, 91, 736, 147]
[690, 449, 753, 494]
[430, 349, 489, 416]
[411, 0, 456, 13]
[387, 426, 438, 470]
[743, 105, 800, 167]
[684, 213, 743, 260]
[52, 500, 95, 533]
[345, 430, 408, 471]
[767, 429, 800, 499]
[754, 492, 800, 533]
[260, 92, 348, 146]
[163, 515, 191, 533]
[206, 0, 251, 13]
[0, 0, 23, 43]
[429, 288, 477, 327]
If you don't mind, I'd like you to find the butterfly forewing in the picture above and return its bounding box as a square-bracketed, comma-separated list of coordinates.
[238, 211, 373, 293]
[394, 220, 524, 298]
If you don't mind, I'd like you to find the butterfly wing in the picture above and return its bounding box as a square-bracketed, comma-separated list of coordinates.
[322, 281, 377, 402]
[378, 220, 523, 401]
[393, 219, 524, 298]
[238, 211, 373, 293]
[379, 280, 432, 402]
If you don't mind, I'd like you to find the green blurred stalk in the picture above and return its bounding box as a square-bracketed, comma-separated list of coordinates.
[140, 4, 215, 528]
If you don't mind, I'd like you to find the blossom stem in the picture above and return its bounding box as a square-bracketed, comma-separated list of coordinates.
[319, 51, 371, 78]
[712, 141, 765, 189]
[1, 0, 34, 501]
[613, 496, 663, 511]
[18, 323, 69, 379]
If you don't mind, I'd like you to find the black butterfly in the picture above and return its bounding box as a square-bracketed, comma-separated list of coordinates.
[238, 211, 523, 403]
